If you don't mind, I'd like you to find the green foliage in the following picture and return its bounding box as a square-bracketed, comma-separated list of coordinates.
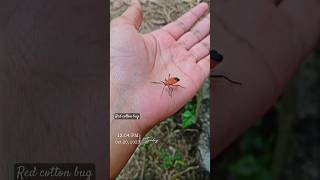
[229, 155, 272, 180]
[229, 117, 275, 180]
[160, 149, 186, 170]
[181, 101, 197, 128]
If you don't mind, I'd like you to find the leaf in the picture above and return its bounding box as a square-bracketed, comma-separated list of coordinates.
[229, 155, 261, 177]
[160, 150, 186, 170]
[182, 111, 196, 128]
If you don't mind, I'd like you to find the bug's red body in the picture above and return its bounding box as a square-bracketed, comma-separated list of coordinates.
[163, 77, 180, 86]
[152, 74, 184, 97]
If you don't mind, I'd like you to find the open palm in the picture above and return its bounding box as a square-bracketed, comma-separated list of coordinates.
[110, 2, 210, 130]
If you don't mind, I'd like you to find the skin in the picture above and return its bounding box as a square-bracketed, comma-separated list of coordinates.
[0, 1, 108, 179]
[211, 0, 320, 157]
[110, 0, 210, 178]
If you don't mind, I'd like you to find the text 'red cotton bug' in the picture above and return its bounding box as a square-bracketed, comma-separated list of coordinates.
[152, 74, 185, 97]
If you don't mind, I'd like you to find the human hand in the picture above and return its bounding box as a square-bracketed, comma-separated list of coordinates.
[110, 1, 209, 131]
[110, 0, 210, 178]
[211, 0, 320, 156]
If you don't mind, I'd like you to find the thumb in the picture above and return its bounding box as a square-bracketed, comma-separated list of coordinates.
[121, 0, 143, 30]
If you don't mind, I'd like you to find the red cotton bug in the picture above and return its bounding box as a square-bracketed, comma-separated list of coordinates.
[152, 74, 185, 97]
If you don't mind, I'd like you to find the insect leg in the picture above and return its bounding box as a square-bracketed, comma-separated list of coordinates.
[169, 86, 173, 97]
[151, 81, 163, 84]
[211, 75, 242, 85]
[171, 84, 185, 88]
[161, 85, 166, 97]
[171, 87, 174, 97]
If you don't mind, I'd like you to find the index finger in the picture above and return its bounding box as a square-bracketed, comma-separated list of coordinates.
[162, 3, 209, 40]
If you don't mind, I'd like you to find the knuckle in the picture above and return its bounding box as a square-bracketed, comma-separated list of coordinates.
[200, 41, 210, 50]
[191, 29, 202, 41]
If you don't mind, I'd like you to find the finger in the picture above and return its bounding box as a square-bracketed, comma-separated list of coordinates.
[197, 55, 210, 80]
[177, 14, 210, 50]
[189, 35, 210, 63]
[162, 3, 208, 39]
[279, 0, 320, 51]
[121, 0, 143, 30]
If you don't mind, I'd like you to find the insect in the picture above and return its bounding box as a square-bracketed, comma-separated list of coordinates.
[210, 49, 242, 85]
[152, 74, 185, 97]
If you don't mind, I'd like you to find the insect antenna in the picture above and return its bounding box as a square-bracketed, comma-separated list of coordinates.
[210, 74, 242, 85]
[151, 81, 163, 84]
[151, 81, 167, 97]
